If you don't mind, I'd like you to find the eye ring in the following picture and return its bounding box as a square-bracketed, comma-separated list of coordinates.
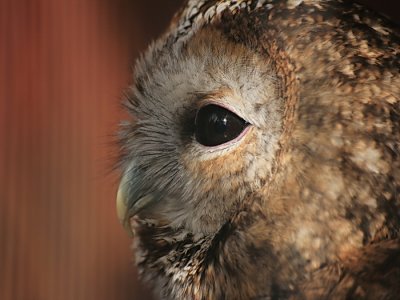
[194, 104, 250, 147]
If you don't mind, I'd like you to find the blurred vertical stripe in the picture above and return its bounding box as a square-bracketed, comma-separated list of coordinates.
[0, 0, 181, 299]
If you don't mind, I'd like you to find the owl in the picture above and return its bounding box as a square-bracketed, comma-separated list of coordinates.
[116, 0, 400, 299]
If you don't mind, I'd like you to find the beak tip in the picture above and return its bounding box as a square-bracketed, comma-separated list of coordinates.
[116, 181, 134, 237]
[116, 186, 127, 224]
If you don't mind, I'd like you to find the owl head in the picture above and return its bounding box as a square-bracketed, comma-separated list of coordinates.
[117, 27, 287, 235]
[116, 1, 400, 299]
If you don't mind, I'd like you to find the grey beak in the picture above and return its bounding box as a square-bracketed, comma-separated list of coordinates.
[116, 165, 156, 236]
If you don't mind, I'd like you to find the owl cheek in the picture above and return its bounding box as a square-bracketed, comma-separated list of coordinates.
[182, 127, 258, 194]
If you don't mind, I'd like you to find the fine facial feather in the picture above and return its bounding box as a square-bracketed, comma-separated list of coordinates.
[122, 29, 283, 236]
[118, 0, 400, 299]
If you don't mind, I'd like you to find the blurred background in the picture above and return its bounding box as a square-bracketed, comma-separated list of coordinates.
[0, 1, 399, 300]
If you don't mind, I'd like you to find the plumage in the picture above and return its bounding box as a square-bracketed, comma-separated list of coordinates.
[117, 1, 400, 299]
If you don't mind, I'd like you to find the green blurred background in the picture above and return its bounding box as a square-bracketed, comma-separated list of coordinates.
[0, 1, 399, 300]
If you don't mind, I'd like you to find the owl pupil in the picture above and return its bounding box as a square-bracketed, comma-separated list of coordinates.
[211, 114, 227, 134]
[195, 104, 249, 147]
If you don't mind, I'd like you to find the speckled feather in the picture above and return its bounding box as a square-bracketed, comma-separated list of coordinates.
[119, 0, 400, 299]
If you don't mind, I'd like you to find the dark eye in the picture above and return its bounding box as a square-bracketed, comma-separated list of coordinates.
[195, 104, 249, 147]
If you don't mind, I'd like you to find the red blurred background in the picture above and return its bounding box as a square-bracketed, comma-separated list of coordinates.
[0, 1, 399, 300]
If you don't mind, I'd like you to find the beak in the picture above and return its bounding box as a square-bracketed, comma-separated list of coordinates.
[116, 171, 133, 236]
[116, 167, 156, 237]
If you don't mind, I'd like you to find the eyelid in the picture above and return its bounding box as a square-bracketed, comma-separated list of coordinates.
[196, 99, 250, 124]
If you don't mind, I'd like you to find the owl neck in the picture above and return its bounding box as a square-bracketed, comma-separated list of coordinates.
[133, 218, 235, 275]
[131, 212, 302, 299]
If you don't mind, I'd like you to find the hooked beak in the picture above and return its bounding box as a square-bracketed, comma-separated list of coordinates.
[116, 167, 156, 236]
[116, 177, 130, 234]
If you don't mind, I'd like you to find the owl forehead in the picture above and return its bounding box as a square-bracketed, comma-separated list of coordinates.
[132, 0, 331, 116]
[132, 28, 276, 123]
[173, 0, 324, 43]
[131, 0, 319, 115]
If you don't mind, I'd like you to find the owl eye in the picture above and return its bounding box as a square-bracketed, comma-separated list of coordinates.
[195, 104, 249, 147]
